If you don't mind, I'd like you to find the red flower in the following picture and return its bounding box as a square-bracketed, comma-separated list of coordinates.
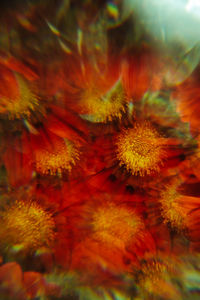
[70, 192, 156, 277]
[0, 55, 40, 120]
[3, 105, 88, 186]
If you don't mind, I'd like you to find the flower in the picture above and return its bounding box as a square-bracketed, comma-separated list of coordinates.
[3, 104, 88, 186]
[0, 188, 55, 254]
[115, 121, 167, 176]
[89, 201, 143, 248]
[33, 134, 80, 176]
[70, 192, 156, 277]
[160, 182, 188, 231]
[46, 47, 127, 125]
[134, 256, 181, 300]
[78, 79, 127, 123]
[0, 200, 55, 253]
[0, 56, 40, 120]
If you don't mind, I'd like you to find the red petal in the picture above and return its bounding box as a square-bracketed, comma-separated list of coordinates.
[23, 271, 45, 298]
[3, 144, 32, 187]
[0, 56, 38, 81]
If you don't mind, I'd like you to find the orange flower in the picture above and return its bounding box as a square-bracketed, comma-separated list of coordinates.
[86, 116, 187, 196]
[0, 56, 40, 120]
[155, 177, 200, 254]
[43, 48, 128, 124]
[0, 183, 85, 272]
[134, 256, 181, 300]
[0, 187, 56, 256]
[115, 121, 167, 176]
[0, 200, 55, 253]
[70, 193, 156, 275]
[88, 201, 143, 248]
[3, 105, 88, 186]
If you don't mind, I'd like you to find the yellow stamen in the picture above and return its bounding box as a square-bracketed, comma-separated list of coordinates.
[34, 139, 80, 175]
[80, 80, 127, 123]
[0, 200, 55, 252]
[91, 202, 142, 248]
[142, 261, 166, 285]
[115, 122, 166, 176]
[160, 185, 187, 230]
[139, 260, 179, 299]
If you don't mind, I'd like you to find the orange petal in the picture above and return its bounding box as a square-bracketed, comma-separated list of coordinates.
[3, 144, 32, 187]
[0, 56, 38, 81]
[23, 271, 45, 298]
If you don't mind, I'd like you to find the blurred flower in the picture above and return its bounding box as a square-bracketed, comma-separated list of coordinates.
[0, 56, 40, 120]
[3, 104, 88, 186]
[115, 121, 167, 176]
[70, 192, 156, 278]
[0, 199, 55, 253]
[87, 199, 143, 248]
[78, 79, 128, 123]
[133, 256, 181, 300]
[0, 187, 55, 256]
[0, 1, 199, 299]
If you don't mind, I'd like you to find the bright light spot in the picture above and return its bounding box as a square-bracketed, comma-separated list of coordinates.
[186, 0, 200, 13]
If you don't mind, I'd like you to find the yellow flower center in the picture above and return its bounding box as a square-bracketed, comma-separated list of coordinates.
[34, 139, 80, 175]
[91, 202, 142, 248]
[139, 260, 178, 299]
[0, 200, 55, 252]
[115, 122, 166, 176]
[160, 185, 187, 230]
[0, 74, 39, 119]
[79, 80, 126, 123]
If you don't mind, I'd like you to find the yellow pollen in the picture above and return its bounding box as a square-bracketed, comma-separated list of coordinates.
[142, 260, 167, 282]
[115, 122, 166, 176]
[0, 200, 55, 252]
[35, 139, 80, 175]
[139, 260, 179, 299]
[0, 74, 39, 119]
[160, 185, 187, 230]
[91, 202, 142, 247]
[79, 80, 127, 123]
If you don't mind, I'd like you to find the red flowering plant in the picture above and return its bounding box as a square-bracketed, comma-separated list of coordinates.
[2, 107, 89, 187]
[0, 1, 200, 300]
[0, 53, 89, 187]
[86, 87, 194, 196]
[0, 180, 90, 273]
[70, 192, 156, 274]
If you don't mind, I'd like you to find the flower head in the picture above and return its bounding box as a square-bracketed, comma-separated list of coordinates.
[136, 257, 180, 300]
[79, 80, 127, 123]
[90, 201, 143, 248]
[0, 199, 55, 252]
[0, 58, 40, 120]
[160, 184, 188, 230]
[34, 138, 80, 176]
[115, 122, 167, 176]
[0, 73, 39, 119]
